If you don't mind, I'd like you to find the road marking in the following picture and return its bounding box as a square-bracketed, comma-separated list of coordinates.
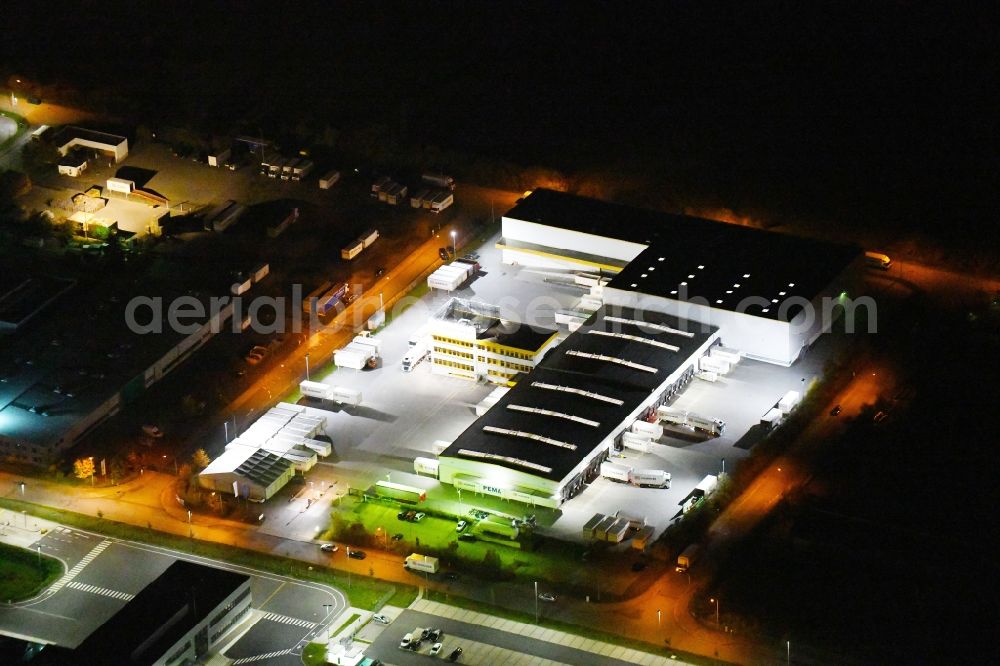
[257, 581, 286, 610]
[47, 540, 111, 593]
[66, 581, 134, 601]
[260, 611, 316, 629]
[231, 648, 293, 663]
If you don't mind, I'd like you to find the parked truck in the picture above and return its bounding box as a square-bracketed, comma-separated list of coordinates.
[281, 158, 299, 180]
[207, 148, 231, 167]
[410, 188, 430, 208]
[360, 228, 379, 248]
[319, 169, 341, 189]
[621, 430, 652, 453]
[422, 172, 456, 190]
[427, 261, 475, 291]
[676, 544, 701, 572]
[631, 469, 671, 488]
[292, 159, 313, 181]
[631, 420, 663, 439]
[374, 480, 426, 503]
[687, 413, 726, 436]
[404, 554, 439, 574]
[401, 338, 429, 372]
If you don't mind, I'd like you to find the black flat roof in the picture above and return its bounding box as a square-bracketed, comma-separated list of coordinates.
[441, 305, 716, 482]
[506, 190, 862, 321]
[482, 322, 557, 353]
[68, 561, 248, 663]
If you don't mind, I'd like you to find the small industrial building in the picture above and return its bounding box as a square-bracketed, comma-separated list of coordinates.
[437, 305, 718, 507]
[198, 403, 332, 500]
[56, 154, 88, 177]
[34, 561, 251, 665]
[429, 297, 559, 384]
[52, 126, 129, 164]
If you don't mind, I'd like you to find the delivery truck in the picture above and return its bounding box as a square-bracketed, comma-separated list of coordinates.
[676, 544, 701, 572]
[401, 338, 429, 372]
[404, 554, 440, 574]
[631, 469, 671, 488]
[319, 169, 341, 189]
[207, 148, 231, 167]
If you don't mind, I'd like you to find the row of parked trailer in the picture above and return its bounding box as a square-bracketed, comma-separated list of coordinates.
[371, 173, 456, 212]
[426, 257, 479, 291]
[334, 332, 382, 370]
[696, 344, 742, 382]
[203, 199, 246, 232]
[259, 154, 315, 181]
[582, 511, 652, 546]
[760, 389, 801, 429]
[341, 228, 379, 260]
[301, 281, 350, 317]
[599, 461, 671, 488]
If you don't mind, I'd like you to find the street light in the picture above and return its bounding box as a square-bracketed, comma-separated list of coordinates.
[710, 597, 720, 625]
[534, 581, 539, 624]
[305, 353, 311, 380]
[657, 608, 661, 627]
[786, 640, 791, 665]
[450, 230, 456, 256]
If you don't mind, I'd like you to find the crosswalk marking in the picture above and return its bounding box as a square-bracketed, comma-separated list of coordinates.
[231, 648, 293, 664]
[260, 611, 316, 629]
[48, 540, 111, 593]
[66, 581, 134, 601]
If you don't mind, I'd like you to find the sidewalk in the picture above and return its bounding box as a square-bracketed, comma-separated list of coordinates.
[411, 598, 696, 666]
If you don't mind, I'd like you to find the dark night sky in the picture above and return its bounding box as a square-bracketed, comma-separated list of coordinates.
[3, 1, 997, 234]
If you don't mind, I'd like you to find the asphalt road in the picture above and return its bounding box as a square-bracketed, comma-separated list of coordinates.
[366, 609, 637, 666]
[0, 524, 346, 657]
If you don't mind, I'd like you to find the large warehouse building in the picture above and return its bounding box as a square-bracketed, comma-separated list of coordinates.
[435, 190, 862, 505]
[438, 305, 719, 507]
[498, 189, 863, 367]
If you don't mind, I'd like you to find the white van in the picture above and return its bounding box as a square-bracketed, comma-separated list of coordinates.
[864, 251, 892, 270]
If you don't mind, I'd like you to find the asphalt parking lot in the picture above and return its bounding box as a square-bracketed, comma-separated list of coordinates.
[0, 526, 345, 657]
[365, 609, 637, 666]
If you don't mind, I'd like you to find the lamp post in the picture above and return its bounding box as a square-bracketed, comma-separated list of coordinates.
[786, 640, 791, 665]
[224, 421, 229, 443]
[305, 353, 311, 380]
[711, 597, 720, 625]
[657, 608, 661, 628]
[450, 230, 457, 256]
[534, 581, 539, 624]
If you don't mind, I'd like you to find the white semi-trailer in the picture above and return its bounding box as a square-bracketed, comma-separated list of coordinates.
[292, 159, 313, 181]
[778, 390, 801, 414]
[429, 191, 454, 213]
[413, 457, 439, 477]
[600, 461, 633, 483]
[621, 431, 652, 453]
[699, 355, 731, 374]
[341, 240, 364, 260]
[761, 407, 783, 429]
[410, 188, 430, 208]
[427, 262, 474, 291]
[319, 170, 340, 189]
[360, 228, 379, 248]
[676, 544, 701, 572]
[711, 345, 742, 365]
[631, 420, 663, 439]
[298, 380, 363, 406]
[657, 405, 689, 426]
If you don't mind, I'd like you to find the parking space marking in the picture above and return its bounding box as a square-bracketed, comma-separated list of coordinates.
[260, 611, 317, 629]
[47, 539, 111, 593]
[66, 581, 134, 601]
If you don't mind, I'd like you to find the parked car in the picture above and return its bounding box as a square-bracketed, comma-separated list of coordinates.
[447, 647, 463, 662]
[141, 425, 164, 438]
[372, 614, 390, 625]
[830, 404, 842, 416]
[438, 247, 450, 260]
[397, 511, 407, 521]
[873, 410, 888, 424]
[430, 643, 443, 656]
[428, 628, 442, 641]
[391, 533, 404, 542]
[456, 520, 468, 532]
[348, 550, 366, 560]
[414, 512, 426, 522]
[538, 592, 556, 602]
[375, 267, 386, 278]
[320, 543, 338, 552]
[404, 510, 417, 522]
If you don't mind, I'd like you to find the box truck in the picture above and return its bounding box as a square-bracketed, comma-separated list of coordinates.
[207, 148, 231, 167]
[631, 469, 671, 488]
[404, 554, 440, 574]
[676, 544, 701, 572]
[429, 191, 454, 213]
[341, 240, 364, 261]
[319, 169, 341, 189]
